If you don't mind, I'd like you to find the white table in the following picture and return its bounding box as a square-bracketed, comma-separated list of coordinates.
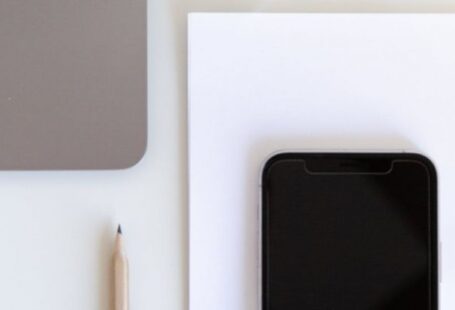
[0, 1, 453, 309]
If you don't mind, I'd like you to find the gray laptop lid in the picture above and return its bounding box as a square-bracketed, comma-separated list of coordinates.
[0, 0, 147, 170]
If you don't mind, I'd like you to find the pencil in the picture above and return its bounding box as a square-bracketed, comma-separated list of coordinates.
[114, 225, 129, 310]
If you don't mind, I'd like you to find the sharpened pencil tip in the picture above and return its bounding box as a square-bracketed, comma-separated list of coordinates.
[117, 224, 122, 235]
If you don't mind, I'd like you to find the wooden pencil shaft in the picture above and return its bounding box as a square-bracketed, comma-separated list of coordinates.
[114, 233, 129, 310]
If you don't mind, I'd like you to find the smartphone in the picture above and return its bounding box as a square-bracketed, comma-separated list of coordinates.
[261, 152, 438, 310]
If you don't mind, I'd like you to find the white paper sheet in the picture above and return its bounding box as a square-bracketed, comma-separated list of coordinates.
[188, 13, 455, 310]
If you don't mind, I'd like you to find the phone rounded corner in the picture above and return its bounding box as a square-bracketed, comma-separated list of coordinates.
[260, 151, 286, 186]
[260, 150, 304, 187]
[403, 152, 438, 181]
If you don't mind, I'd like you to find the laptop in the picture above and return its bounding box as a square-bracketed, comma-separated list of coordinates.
[0, 0, 147, 169]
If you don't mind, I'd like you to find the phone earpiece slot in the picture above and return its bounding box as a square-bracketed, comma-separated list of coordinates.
[303, 156, 393, 174]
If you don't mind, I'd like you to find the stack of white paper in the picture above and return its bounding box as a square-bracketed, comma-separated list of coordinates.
[189, 13, 455, 310]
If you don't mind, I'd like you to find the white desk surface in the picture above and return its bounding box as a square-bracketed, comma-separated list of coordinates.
[1, 1, 455, 309]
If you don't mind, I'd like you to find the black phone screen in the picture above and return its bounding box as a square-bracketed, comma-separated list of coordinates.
[261, 153, 437, 310]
